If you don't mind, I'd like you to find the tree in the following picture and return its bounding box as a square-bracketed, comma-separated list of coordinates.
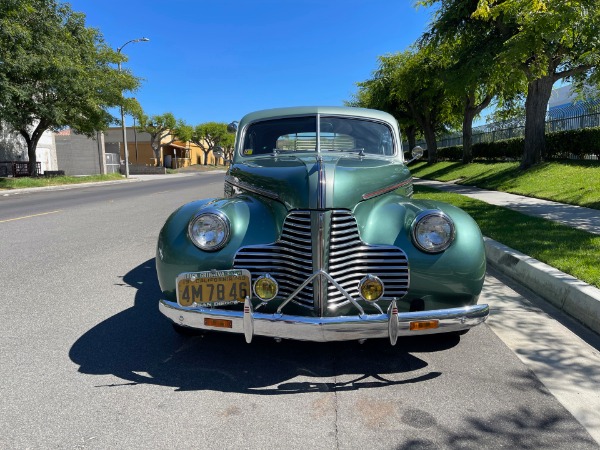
[445, 0, 600, 169]
[0, 0, 140, 175]
[220, 132, 235, 164]
[350, 48, 459, 163]
[348, 66, 421, 154]
[489, 1, 600, 168]
[123, 97, 144, 123]
[135, 112, 192, 166]
[190, 122, 229, 166]
[417, 0, 518, 163]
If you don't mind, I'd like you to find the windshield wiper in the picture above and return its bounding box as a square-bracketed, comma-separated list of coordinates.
[324, 148, 366, 156]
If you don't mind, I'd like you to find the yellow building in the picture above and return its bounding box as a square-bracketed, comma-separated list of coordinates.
[105, 127, 218, 168]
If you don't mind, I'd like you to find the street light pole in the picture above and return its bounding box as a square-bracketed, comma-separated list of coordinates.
[117, 37, 149, 178]
[133, 116, 139, 164]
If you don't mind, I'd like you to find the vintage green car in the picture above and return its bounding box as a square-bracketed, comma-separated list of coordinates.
[156, 106, 488, 344]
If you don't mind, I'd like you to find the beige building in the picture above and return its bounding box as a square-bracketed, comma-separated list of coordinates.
[104, 127, 217, 168]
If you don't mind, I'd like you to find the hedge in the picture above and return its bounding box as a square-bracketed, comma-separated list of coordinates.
[433, 126, 600, 161]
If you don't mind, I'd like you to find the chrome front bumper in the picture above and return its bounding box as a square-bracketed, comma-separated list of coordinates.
[159, 298, 489, 344]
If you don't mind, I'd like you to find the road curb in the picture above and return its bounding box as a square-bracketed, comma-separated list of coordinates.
[0, 178, 139, 196]
[0, 171, 227, 197]
[484, 237, 600, 335]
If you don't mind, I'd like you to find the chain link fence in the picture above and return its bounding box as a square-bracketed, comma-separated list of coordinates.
[406, 99, 600, 157]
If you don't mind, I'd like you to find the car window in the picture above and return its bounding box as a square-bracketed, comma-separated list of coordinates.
[276, 132, 318, 151]
[243, 116, 316, 156]
[242, 115, 394, 156]
[321, 117, 394, 156]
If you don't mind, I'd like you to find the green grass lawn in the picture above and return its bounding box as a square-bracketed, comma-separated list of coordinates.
[414, 185, 600, 289]
[0, 173, 124, 190]
[410, 160, 600, 210]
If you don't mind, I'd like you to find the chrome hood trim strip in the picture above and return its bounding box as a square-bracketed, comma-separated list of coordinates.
[225, 175, 285, 204]
[362, 177, 413, 200]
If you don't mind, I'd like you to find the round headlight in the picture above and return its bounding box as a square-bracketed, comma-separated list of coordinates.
[188, 211, 230, 251]
[411, 211, 455, 253]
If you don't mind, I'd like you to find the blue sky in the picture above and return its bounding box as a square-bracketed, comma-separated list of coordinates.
[68, 0, 434, 126]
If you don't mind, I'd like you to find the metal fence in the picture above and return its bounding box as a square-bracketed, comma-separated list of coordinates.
[406, 99, 600, 150]
[0, 161, 42, 177]
[105, 153, 120, 174]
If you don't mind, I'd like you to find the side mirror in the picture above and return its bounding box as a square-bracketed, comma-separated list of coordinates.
[213, 146, 231, 164]
[213, 146, 224, 159]
[227, 121, 238, 133]
[406, 145, 424, 164]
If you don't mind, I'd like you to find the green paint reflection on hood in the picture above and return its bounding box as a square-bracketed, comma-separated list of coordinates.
[227, 154, 412, 210]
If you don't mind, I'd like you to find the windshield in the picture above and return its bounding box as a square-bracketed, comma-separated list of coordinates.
[241, 115, 395, 156]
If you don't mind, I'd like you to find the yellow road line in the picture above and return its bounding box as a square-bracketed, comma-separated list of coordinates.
[0, 210, 63, 223]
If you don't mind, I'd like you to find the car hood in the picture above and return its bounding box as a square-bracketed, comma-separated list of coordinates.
[226, 154, 412, 210]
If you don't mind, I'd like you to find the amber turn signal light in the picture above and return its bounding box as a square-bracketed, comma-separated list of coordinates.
[409, 320, 439, 331]
[204, 318, 233, 329]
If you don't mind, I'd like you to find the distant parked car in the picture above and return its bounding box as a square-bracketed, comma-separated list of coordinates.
[156, 106, 488, 344]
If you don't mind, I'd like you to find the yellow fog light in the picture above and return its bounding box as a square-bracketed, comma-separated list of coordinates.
[358, 275, 384, 302]
[253, 274, 278, 301]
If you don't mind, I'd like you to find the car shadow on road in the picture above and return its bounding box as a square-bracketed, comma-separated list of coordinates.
[69, 258, 460, 394]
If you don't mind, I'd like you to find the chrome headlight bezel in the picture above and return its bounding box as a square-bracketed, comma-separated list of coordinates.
[411, 210, 455, 253]
[188, 210, 231, 251]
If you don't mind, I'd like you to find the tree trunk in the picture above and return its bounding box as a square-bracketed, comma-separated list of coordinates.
[152, 147, 161, 167]
[422, 124, 438, 163]
[462, 93, 492, 164]
[405, 125, 417, 153]
[20, 122, 47, 176]
[521, 75, 554, 170]
[462, 107, 476, 164]
[150, 134, 161, 167]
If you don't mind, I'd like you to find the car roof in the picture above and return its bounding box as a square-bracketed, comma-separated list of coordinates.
[238, 106, 398, 128]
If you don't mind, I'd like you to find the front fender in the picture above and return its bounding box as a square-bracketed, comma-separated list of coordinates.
[156, 195, 287, 300]
[354, 195, 486, 310]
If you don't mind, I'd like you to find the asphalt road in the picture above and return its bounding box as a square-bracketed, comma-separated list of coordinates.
[0, 174, 598, 449]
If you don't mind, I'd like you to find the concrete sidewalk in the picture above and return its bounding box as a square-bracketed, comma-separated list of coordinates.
[414, 178, 600, 336]
[414, 178, 600, 235]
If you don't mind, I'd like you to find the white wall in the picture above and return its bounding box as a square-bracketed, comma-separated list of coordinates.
[0, 121, 57, 173]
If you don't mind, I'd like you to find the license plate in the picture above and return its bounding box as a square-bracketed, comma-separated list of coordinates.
[176, 269, 251, 307]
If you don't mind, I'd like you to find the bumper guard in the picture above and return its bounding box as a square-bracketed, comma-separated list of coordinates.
[159, 298, 489, 345]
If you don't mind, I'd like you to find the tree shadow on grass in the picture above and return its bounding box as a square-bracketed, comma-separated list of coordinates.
[413, 161, 523, 191]
[411, 161, 465, 180]
[69, 259, 458, 394]
[461, 163, 522, 190]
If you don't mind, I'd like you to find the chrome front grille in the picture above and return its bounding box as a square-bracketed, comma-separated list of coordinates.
[233, 210, 409, 311]
[234, 212, 314, 307]
[327, 212, 409, 308]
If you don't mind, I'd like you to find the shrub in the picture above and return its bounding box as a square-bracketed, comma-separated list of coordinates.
[546, 127, 600, 159]
[435, 127, 600, 161]
[473, 137, 523, 160]
[438, 145, 463, 160]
